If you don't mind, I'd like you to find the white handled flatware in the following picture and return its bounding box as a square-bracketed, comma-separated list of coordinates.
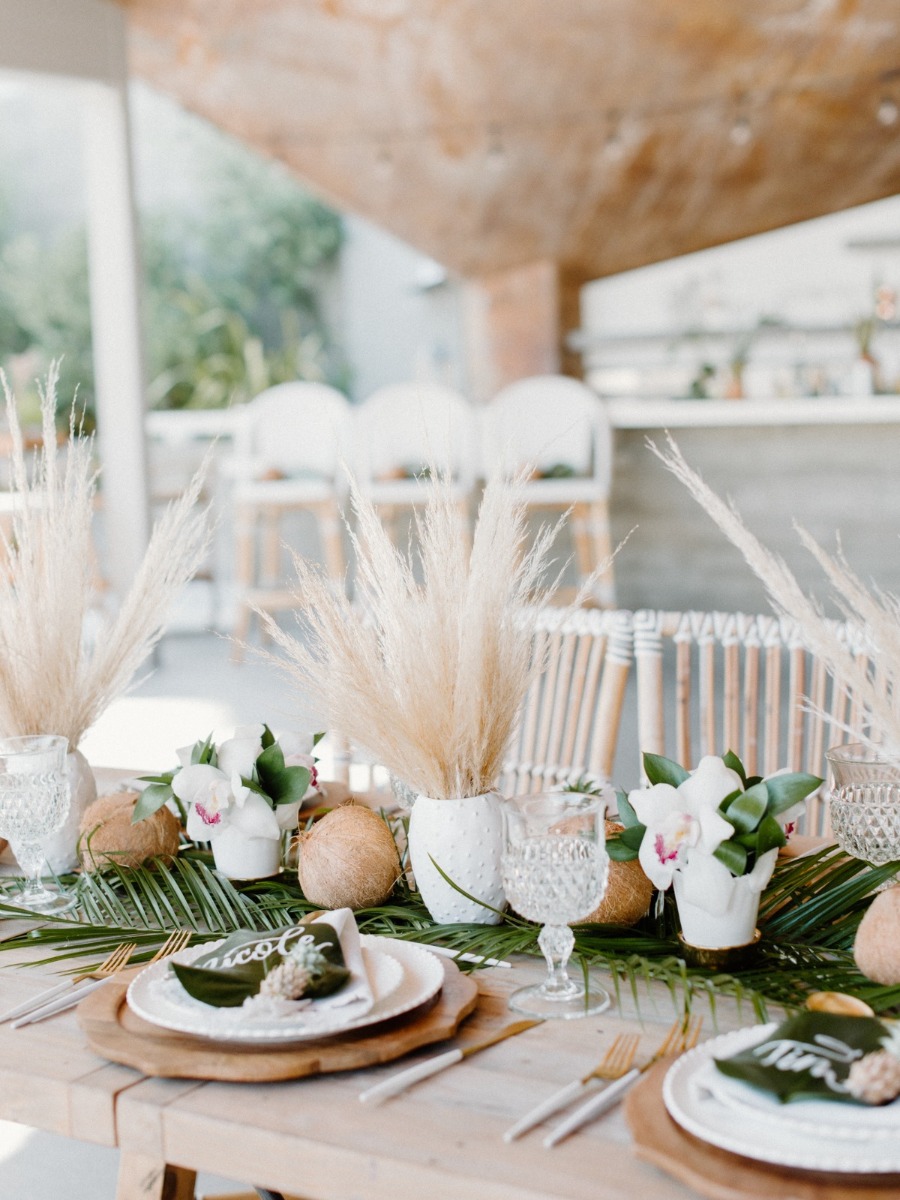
[543, 1016, 703, 1147]
[359, 1019, 542, 1104]
[1, 940, 137, 1026]
[11, 975, 115, 1026]
[503, 1032, 640, 1141]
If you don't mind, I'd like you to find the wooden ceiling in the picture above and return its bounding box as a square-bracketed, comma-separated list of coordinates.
[115, 1, 900, 286]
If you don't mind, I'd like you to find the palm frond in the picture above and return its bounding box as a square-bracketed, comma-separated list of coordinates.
[0, 843, 896, 1019]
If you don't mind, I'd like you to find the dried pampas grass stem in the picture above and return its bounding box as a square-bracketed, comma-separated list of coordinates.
[0, 364, 211, 747]
[649, 432, 900, 764]
[262, 470, 568, 800]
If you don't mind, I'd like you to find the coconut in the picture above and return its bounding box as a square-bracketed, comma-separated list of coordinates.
[297, 803, 401, 910]
[79, 790, 181, 872]
[585, 821, 654, 926]
[854, 884, 900, 985]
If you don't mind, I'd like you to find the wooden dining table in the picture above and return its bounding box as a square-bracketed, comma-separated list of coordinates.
[0, 930, 746, 1200]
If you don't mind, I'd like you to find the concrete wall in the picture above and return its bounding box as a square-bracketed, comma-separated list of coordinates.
[609, 422, 900, 614]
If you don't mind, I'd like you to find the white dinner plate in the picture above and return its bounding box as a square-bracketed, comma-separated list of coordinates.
[663, 1025, 900, 1174]
[127, 935, 443, 1044]
[700, 1028, 900, 1142]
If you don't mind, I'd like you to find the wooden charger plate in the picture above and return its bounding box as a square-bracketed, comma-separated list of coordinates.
[78, 956, 477, 1082]
[625, 1060, 900, 1200]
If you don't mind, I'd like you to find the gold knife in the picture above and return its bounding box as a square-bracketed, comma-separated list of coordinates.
[359, 1019, 542, 1104]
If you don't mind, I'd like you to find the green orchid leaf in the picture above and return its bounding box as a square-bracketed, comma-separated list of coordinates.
[715, 1013, 888, 1104]
[137, 772, 174, 787]
[312, 732, 326, 748]
[257, 741, 312, 806]
[643, 753, 689, 788]
[713, 838, 748, 876]
[131, 783, 173, 825]
[722, 750, 747, 786]
[261, 725, 276, 750]
[716, 788, 742, 816]
[765, 772, 824, 817]
[615, 789, 641, 828]
[606, 836, 640, 862]
[724, 782, 769, 834]
[191, 733, 216, 767]
[618, 823, 647, 852]
[756, 814, 788, 857]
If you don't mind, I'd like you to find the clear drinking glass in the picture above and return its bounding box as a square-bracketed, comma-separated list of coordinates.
[826, 742, 900, 866]
[500, 791, 610, 1019]
[0, 735, 74, 913]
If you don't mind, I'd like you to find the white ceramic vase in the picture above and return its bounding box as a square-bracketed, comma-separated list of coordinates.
[673, 869, 761, 950]
[407, 791, 506, 925]
[41, 749, 97, 874]
[212, 826, 282, 881]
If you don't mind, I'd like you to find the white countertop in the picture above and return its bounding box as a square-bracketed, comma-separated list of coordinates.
[605, 396, 900, 428]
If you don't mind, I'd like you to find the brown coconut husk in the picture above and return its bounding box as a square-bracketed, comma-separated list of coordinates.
[854, 884, 900, 985]
[297, 802, 401, 910]
[584, 821, 654, 925]
[79, 790, 181, 872]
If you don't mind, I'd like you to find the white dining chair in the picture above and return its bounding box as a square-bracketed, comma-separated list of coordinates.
[228, 381, 352, 648]
[479, 375, 615, 606]
[351, 382, 478, 542]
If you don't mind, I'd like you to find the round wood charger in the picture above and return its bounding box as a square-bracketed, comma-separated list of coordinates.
[625, 1060, 900, 1200]
[78, 957, 478, 1082]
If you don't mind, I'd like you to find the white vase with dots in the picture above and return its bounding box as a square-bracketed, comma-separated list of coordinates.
[407, 791, 506, 924]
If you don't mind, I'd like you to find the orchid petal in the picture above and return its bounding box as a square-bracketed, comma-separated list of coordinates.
[638, 810, 697, 890]
[229, 792, 280, 840]
[218, 734, 262, 779]
[679, 756, 744, 811]
[629, 782, 681, 828]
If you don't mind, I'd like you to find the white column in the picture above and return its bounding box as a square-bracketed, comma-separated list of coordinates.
[80, 79, 151, 599]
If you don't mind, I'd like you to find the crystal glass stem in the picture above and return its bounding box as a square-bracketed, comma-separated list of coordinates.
[537, 924, 579, 998]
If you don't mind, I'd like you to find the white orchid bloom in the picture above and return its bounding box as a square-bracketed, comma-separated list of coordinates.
[227, 790, 281, 840]
[175, 764, 239, 841]
[677, 756, 740, 854]
[637, 809, 698, 889]
[274, 799, 303, 832]
[217, 726, 265, 780]
[278, 731, 316, 761]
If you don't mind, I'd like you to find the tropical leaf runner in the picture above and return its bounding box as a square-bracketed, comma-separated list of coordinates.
[0, 842, 897, 1021]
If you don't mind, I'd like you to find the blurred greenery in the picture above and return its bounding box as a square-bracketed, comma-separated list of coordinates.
[0, 120, 347, 423]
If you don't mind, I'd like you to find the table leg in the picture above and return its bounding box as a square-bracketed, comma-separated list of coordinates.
[115, 1153, 197, 1200]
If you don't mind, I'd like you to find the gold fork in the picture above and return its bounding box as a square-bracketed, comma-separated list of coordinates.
[73, 941, 138, 983]
[543, 1016, 704, 1147]
[503, 1032, 641, 1142]
[146, 928, 192, 964]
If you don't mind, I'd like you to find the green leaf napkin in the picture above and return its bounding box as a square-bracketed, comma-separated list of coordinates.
[173, 922, 350, 1008]
[715, 1012, 889, 1105]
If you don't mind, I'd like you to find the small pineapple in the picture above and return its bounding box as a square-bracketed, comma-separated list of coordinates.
[847, 1048, 900, 1105]
[259, 958, 312, 1001]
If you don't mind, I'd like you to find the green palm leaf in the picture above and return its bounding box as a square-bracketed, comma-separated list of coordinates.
[0, 843, 897, 1018]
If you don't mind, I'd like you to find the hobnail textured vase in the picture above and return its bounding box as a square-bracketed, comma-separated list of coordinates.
[407, 790, 506, 925]
[41, 749, 97, 874]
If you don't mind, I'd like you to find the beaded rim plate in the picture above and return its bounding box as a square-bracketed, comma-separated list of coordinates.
[664, 1026, 900, 1173]
[126, 935, 443, 1044]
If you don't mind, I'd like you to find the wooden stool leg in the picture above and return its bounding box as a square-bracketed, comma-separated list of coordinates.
[317, 498, 345, 583]
[589, 498, 616, 607]
[232, 502, 258, 659]
[261, 506, 282, 586]
[570, 501, 594, 581]
[116, 1153, 196, 1200]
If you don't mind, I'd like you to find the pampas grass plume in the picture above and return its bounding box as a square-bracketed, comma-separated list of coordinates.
[0, 364, 211, 747]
